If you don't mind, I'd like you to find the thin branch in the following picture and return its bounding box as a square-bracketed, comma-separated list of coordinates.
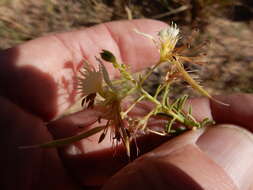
[152, 5, 190, 19]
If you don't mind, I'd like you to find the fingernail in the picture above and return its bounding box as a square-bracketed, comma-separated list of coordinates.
[197, 124, 253, 190]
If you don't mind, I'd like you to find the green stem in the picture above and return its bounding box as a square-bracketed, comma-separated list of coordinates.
[21, 126, 105, 149]
[122, 86, 137, 99]
[140, 61, 162, 85]
[141, 109, 157, 130]
[154, 84, 165, 99]
[121, 95, 145, 119]
[162, 82, 171, 106]
[147, 128, 166, 136]
[140, 87, 184, 123]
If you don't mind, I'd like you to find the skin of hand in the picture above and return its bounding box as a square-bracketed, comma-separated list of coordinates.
[0, 19, 253, 190]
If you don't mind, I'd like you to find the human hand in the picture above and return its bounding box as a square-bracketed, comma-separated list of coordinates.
[1, 19, 253, 190]
[0, 19, 166, 190]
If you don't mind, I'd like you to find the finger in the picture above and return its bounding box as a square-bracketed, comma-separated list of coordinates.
[185, 93, 253, 131]
[210, 93, 253, 130]
[184, 97, 213, 121]
[0, 19, 167, 121]
[196, 125, 253, 190]
[0, 96, 78, 190]
[103, 124, 253, 190]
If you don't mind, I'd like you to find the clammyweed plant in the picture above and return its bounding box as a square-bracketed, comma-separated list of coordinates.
[25, 23, 227, 157]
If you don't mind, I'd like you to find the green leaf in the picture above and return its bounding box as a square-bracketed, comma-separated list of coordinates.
[21, 126, 105, 149]
[99, 63, 115, 92]
[165, 117, 176, 133]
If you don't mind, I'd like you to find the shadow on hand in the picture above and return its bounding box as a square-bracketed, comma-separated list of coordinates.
[0, 47, 83, 121]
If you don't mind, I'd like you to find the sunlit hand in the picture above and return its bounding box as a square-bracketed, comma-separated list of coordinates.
[0, 19, 166, 190]
[1, 19, 253, 190]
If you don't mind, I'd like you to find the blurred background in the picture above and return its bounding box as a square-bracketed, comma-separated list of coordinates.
[0, 0, 253, 95]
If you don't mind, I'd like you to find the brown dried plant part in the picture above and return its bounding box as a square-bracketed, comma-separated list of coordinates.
[156, 24, 228, 106]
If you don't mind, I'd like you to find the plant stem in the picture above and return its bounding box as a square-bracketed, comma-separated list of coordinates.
[21, 126, 105, 149]
[121, 95, 145, 119]
[139, 87, 184, 123]
[140, 61, 162, 85]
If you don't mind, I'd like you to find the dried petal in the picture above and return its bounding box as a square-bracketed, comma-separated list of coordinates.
[78, 62, 103, 96]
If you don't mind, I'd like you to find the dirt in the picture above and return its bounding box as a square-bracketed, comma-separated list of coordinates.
[0, 0, 252, 95]
[203, 17, 253, 94]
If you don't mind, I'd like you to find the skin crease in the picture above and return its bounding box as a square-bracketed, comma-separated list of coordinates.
[0, 19, 253, 190]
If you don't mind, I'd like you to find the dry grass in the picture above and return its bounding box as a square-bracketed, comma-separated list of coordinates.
[0, 0, 114, 49]
[0, 0, 241, 49]
[0, 0, 252, 93]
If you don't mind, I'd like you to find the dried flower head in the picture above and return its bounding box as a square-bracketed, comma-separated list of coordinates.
[77, 62, 103, 96]
[159, 23, 180, 56]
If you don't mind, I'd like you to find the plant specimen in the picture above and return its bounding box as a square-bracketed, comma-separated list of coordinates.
[25, 23, 223, 157]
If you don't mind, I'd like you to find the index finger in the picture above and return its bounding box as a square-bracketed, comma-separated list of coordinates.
[0, 19, 167, 121]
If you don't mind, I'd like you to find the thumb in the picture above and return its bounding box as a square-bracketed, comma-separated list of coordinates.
[102, 125, 253, 190]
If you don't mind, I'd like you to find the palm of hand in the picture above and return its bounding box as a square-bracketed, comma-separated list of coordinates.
[0, 19, 166, 189]
[1, 19, 253, 190]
